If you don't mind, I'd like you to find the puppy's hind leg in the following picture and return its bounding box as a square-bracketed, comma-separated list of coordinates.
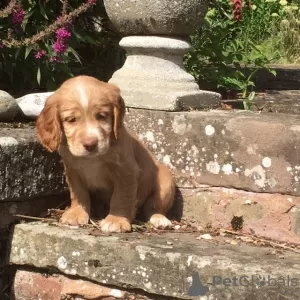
[142, 163, 175, 229]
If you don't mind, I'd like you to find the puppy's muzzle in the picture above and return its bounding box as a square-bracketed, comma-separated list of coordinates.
[83, 137, 98, 152]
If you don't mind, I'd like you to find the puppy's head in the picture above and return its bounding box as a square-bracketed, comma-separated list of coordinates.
[36, 76, 125, 157]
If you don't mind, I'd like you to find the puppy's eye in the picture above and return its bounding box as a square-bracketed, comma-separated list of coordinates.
[65, 116, 77, 123]
[95, 112, 107, 121]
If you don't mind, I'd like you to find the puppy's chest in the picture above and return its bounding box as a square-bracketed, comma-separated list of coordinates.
[74, 160, 112, 191]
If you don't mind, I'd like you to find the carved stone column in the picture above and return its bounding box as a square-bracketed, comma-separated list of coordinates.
[103, 0, 221, 111]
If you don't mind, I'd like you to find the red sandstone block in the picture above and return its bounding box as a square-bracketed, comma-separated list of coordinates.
[12, 270, 137, 300]
[12, 270, 62, 300]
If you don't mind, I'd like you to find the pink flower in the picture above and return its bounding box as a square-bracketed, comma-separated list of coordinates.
[56, 27, 71, 39]
[50, 56, 62, 63]
[233, 0, 242, 21]
[53, 39, 68, 53]
[12, 6, 25, 25]
[0, 42, 4, 49]
[52, 27, 71, 54]
[87, 0, 97, 5]
[34, 50, 47, 59]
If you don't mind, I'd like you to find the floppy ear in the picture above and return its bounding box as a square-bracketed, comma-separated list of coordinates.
[113, 95, 126, 139]
[36, 93, 62, 152]
[106, 85, 126, 140]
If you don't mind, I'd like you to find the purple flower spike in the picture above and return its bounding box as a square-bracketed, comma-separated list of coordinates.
[12, 6, 25, 25]
[53, 39, 68, 54]
[56, 27, 71, 39]
[52, 27, 71, 55]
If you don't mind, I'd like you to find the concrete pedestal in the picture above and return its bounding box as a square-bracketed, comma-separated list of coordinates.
[109, 36, 221, 111]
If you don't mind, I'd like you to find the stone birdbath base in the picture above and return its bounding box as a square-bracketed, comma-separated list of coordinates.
[104, 0, 221, 111]
[109, 36, 221, 111]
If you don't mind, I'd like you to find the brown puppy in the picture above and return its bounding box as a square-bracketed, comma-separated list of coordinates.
[36, 75, 175, 233]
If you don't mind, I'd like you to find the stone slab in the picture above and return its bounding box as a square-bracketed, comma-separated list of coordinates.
[251, 90, 300, 114]
[2, 109, 300, 198]
[118, 89, 220, 111]
[254, 64, 300, 91]
[8, 222, 300, 300]
[124, 109, 300, 196]
[203, 65, 300, 92]
[0, 127, 66, 202]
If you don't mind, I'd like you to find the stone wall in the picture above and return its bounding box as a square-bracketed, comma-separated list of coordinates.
[2, 109, 300, 298]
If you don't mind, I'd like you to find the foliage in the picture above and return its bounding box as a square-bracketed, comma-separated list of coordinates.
[0, 0, 107, 90]
[270, 3, 300, 64]
[184, 0, 300, 106]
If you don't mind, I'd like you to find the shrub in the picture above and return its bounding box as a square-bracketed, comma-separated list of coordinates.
[273, 3, 300, 63]
[0, 0, 104, 91]
[184, 0, 295, 105]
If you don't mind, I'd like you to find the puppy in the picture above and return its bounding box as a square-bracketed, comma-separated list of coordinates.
[36, 75, 175, 233]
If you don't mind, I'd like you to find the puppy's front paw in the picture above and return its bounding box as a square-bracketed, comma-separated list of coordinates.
[100, 215, 131, 233]
[150, 214, 172, 229]
[60, 206, 89, 226]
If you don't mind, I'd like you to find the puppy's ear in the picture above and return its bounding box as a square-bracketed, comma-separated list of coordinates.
[106, 85, 126, 139]
[36, 93, 62, 152]
[113, 95, 125, 139]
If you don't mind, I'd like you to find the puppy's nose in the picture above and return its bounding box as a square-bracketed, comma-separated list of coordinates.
[83, 137, 98, 152]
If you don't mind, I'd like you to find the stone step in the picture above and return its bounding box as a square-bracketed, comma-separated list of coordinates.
[8, 222, 300, 300]
[252, 90, 300, 114]
[254, 65, 300, 91]
[221, 90, 300, 115]
[2, 109, 300, 200]
[0, 125, 66, 202]
[178, 187, 300, 244]
[2, 109, 300, 244]
[126, 108, 300, 196]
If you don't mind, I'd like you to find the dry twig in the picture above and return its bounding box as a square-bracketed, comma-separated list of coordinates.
[223, 229, 300, 254]
[13, 214, 55, 222]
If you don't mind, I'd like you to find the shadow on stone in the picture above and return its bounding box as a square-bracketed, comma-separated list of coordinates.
[188, 272, 209, 297]
[167, 187, 183, 222]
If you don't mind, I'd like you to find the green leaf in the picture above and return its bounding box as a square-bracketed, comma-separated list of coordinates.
[224, 77, 246, 90]
[38, 0, 48, 19]
[25, 46, 33, 59]
[37, 67, 41, 85]
[243, 101, 251, 110]
[59, 63, 74, 77]
[68, 47, 82, 64]
[71, 30, 86, 42]
[268, 68, 277, 77]
[46, 79, 56, 91]
[22, 9, 35, 30]
[5, 67, 14, 84]
[71, 29, 97, 44]
[15, 48, 22, 60]
[248, 91, 256, 101]
[83, 36, 98, 44]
